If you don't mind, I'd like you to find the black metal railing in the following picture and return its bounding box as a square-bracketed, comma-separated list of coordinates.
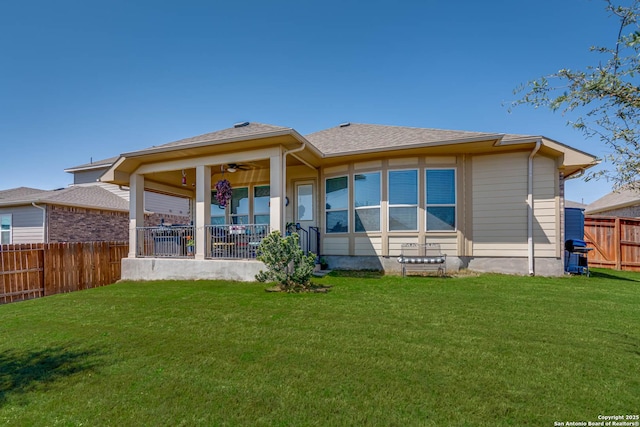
[136, 225, 195, 258]
[205, 224, 270, 259]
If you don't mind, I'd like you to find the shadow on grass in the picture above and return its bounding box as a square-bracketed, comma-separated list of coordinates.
[0, 344, 104, 405]
[588, 269, 640, 282]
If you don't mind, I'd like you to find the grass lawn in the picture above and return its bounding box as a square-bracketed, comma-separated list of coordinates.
[0, 269, 638, 426]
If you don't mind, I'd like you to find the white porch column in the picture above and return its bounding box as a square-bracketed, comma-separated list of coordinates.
[195, 165, 211, 260]
[269, 152, 283, 233]
[129, 173, 145, 258]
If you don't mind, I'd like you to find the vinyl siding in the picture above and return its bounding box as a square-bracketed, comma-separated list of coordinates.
[354, 236, 382, 256]
[422, 235, 457, 254]
[472, 153, 528, 256]
[388, 236, 419, 256]
[532, 156, 558, 256]
[472, 152, 559, 257]
[73, 169, 107, 185]
[145, 192, 190, 217]
[0, 206, 44, 243]
[323, 237, 349, 255]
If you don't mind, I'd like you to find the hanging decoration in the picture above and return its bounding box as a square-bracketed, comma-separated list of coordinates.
[182, 169, 187, 186]
[215, 178, 233, 207]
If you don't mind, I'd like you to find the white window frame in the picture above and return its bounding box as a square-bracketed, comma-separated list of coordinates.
[325, 175, 349, 234]
[353, 171, 381, 233]
[387, 169, 419, 232]
[1, 214, 12, 245]
[425, 168, 457, 231]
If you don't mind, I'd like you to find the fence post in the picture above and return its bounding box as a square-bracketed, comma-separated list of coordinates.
[614, 217, 621, 270]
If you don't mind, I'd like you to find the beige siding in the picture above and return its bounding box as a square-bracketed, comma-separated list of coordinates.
[354, 236, 382, 256]
[323, 236, 349, 255]
[533, 156, 558, 256]
[388, 236, 419, 256]
[0, 206, 45, 243]
[145, 192, 190, 217]
[472, 153, 528, 256]
[422, 235, 458, 254]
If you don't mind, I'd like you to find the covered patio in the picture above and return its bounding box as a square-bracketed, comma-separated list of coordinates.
[100, 123, 322, 280]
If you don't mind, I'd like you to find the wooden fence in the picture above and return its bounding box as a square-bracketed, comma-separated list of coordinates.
[584, 216, 640, 271]
[0, 241, 128, 304]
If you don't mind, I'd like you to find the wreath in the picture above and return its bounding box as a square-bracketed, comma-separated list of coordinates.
[215, 179, 233, 207]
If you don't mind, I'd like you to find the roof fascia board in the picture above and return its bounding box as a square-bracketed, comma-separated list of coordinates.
[64, 164, 113, 173]
[134, 146, 284, 175]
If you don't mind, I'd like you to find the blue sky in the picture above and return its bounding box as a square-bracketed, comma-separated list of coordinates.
[0, 0, 623, 204]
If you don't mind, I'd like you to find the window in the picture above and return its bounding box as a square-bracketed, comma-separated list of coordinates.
[426, 169, 456, 231]
[325, 176, 348, 233]
[388, 170, 418, 231]
[1, 214, 11, 244]
[354, 172, 380, 232]
[254, 185, 270, 224]
[210, 191, 226, 225]
[230, 187, 249, 224]
[297, 184, 313, 221]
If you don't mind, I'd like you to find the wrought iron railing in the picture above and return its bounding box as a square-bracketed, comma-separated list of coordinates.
[205, 224, 270, 259]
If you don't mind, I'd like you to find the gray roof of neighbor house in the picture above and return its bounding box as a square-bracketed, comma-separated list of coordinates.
[304, 123, 529, 155]
[0, 185, 129, 211]
[0, 187, 50, 200]
[586, 185, 640, 214]
[565, 200, 588, 210]
[65, 156, 120, 172]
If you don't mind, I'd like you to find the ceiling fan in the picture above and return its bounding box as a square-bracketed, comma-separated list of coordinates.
[225, 163, 251, 173]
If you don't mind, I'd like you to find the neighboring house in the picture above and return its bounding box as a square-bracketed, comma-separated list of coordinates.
[65, 157, 191, 224]
[585, 185, 640, 217]
[565, 200, 588, 210]
[99, 122, 598, 279]
[0, 185, 130, 243]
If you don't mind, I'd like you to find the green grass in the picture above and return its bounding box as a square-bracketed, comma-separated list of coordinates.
[0, 269, 638, 426]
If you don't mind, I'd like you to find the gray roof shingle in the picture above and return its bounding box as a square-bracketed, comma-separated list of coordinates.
[0, 187, 49, 200]
[0, 186, 128, 211]
[586, 185, 640, 213]
[150, 123, 293, 150]
[304, 123, 532, 155]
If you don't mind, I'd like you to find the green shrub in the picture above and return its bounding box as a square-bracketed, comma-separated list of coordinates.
[255, 231, 316, 292]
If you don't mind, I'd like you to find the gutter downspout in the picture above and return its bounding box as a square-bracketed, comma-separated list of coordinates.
[281, 142, 308, 232]
[32, 202, 48, 243]
[528, 140, 542, 276]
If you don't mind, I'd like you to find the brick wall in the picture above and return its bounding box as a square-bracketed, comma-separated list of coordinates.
[47, 205, 192, 242]
[48, 205, 129, 242]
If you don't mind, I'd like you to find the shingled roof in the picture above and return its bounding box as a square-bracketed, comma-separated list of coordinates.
[304, 123, 532, 155]
[586, 185, 640, 214]
[147, 123, 293, 150]
[0, 187, 49, 200]
[0, 186, 128, 211]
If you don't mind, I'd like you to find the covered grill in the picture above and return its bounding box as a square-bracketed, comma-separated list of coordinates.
[564, 239, 592, 276]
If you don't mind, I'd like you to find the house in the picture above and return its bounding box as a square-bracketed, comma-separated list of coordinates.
[585, 185, 640, 217]
[0, 185, 130, 243]
[99, 122, 598, 280]
[0, 160, 190, 244]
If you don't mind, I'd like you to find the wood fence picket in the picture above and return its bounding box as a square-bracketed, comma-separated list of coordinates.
[0, 241, 128, 304]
